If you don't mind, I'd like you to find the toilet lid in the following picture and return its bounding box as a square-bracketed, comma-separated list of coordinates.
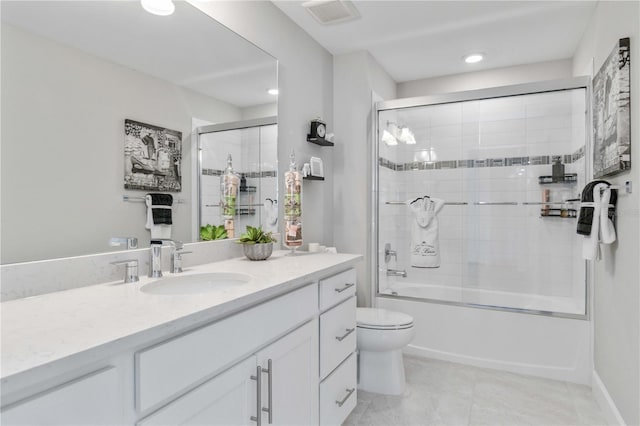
[356, 308, 414, 329]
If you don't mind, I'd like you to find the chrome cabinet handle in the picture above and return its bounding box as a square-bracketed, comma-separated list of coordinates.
[334, 282, 355, 293]
[261, 359, 273, 424]
[335, 328, 355, 342]
[335, 388, 355, 407]
[250, 366, 262, 425]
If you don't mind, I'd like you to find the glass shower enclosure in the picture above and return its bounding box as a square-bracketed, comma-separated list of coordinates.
[375, 78, 589, 318]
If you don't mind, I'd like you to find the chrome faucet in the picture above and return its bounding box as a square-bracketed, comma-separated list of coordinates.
[386, 269, 407, 278]
[149, 239, 190, 277]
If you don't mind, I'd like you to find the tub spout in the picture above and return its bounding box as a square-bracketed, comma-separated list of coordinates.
[386, 269, 407, 278]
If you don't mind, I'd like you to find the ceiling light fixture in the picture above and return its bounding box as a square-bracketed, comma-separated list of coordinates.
[464, 53, 484, 64]
[141, 0, 175, 16]
[267, 88, 279, 95]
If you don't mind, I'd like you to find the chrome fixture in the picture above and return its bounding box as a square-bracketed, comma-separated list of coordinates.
[250, 359, 273, 425]
[384, 243, 397, 264]
[109, 236, 138, 250]
[111, 259, 139, 283]
[149, 239, 187, 277]
[386, 269, 407, 278]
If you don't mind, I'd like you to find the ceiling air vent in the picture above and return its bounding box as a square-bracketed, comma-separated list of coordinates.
[302, 0, 361, 25]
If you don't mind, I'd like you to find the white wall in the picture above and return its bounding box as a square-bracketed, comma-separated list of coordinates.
[397, 59, 572, 98]
[333, 51, 396, 307]
[572, 2, 640, 424]
[188, 0, 334, 248]
[0, 24, 241, 264]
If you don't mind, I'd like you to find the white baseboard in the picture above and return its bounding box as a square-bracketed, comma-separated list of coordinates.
[592, 370, 626, 426]
[404, 344, 590, 385]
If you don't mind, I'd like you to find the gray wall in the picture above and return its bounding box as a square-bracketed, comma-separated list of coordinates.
[189, 0, 335, 249]
[573, 2, 640, 424]
[0, 24, 241, 264]
[333, 51, 396, 307]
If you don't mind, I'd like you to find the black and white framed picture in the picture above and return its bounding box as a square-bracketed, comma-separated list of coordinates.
[124, 119, 182, 192]
[593, 37, 631, 178]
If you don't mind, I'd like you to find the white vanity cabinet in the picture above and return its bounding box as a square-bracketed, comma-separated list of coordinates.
[317, 268, 358, 425]
[138, 320, 318, 426]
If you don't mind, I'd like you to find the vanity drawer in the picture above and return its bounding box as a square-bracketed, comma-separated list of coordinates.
[320, 296, 356, 378]
[135, 283, 318, 413]
[319, 268, 356, 311]
[320, 353, 357, 426]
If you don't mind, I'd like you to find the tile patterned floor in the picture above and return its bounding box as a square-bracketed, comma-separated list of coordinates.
[344, 355, 606, 426]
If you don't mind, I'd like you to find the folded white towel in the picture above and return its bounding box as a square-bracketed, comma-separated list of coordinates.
[409, 197, 444, 268]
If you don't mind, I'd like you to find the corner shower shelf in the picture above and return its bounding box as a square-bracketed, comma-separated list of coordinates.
[538, 173, 578, 184]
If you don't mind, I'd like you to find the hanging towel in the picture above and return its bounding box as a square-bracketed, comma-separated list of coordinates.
[580, 183, 617, 260]
[145, 193, 173, 239]
[409, 196, 445, 268]
[577, 180, 616, 235]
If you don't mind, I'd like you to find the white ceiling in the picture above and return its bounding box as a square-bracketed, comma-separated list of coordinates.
[1, 1, 277, 108]
[272, 0, 597, 83]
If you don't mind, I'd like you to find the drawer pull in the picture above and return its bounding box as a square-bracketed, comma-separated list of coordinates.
[335, 328, 355, 342]
[250, 366, 262, 425]
[334, 282, 355, 293]
[335, 388, 355, 407]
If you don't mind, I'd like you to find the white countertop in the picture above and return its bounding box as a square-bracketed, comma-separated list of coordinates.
[1, 251, 362, 383]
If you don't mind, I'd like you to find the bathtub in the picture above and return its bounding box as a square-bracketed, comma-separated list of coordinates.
[377, 282, 592, 384]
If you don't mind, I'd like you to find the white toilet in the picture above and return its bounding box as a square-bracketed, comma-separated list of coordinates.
[356, 307, 415, 395]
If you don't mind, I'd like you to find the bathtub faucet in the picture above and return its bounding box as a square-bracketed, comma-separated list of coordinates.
[386, 268, 407, 278]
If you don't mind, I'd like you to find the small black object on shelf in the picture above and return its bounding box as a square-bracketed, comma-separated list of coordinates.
[538, 173, 578, 184]
[303, 175, 325, 181]
[307, 119, 333, 146]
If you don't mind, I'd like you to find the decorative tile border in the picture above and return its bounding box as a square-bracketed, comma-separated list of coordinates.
[380, 146, 585, 172]
[202, 169, 277, 178]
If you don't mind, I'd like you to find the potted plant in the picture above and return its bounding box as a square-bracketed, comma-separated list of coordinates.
[237, 226, 277, 261]
[199, 224, 228, 241]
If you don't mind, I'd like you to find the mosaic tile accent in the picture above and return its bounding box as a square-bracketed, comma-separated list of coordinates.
[201, 169, 277, 178]
[379, 146, 586, 172]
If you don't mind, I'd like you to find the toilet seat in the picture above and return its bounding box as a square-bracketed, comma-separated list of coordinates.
[356, 308, 414, 330]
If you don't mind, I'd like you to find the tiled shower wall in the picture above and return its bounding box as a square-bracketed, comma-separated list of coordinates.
[378, 89, 587, 313]
[200, 124, 277, 235]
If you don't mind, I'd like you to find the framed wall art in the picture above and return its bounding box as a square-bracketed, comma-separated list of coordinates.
[593, 37, 631, 178]
[124, 119, 182, 192]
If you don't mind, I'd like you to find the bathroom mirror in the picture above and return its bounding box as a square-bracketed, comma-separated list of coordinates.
[1, 1, 278, 264]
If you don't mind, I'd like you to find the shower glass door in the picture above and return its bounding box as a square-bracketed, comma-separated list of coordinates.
[376, 80, 588, 317]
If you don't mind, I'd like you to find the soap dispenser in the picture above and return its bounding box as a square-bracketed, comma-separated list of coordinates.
[284, 151, 303, 253]
[221, 154, 239, 238]
[552, 158, 565, 182]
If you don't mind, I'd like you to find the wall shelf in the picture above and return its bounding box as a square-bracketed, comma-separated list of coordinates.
[540, 208, 577, 218]
[306, 137, 334, 147]
[303, 175, 325, 181]
[538, 174, 578, 184]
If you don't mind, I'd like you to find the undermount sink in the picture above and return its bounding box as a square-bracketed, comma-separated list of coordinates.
[140, 272, 253, 295]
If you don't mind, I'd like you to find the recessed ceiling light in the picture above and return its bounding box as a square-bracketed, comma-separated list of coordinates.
[464, 53, 484, 64]
[141, 0, 175, 16]
[267, 88, 279, 95]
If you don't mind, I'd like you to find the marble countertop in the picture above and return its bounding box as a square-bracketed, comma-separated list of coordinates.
[1, 251, 362, 383]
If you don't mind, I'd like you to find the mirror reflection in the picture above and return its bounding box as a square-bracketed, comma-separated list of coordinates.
[0, 1, 278, 264]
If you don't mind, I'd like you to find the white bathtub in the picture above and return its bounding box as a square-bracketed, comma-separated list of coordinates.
[377, 282, 592, 384]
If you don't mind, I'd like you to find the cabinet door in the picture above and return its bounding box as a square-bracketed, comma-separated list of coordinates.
[256, 320, 319, 426]
[1, 367, 121, 426]
[138, 356, 257, 426]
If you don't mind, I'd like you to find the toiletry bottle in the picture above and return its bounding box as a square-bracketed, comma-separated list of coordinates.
[221, 154, 239, 238]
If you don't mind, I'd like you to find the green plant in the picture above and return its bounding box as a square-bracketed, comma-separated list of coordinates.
[237, 226, 276, 245]
[199, 224, 227, 241]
